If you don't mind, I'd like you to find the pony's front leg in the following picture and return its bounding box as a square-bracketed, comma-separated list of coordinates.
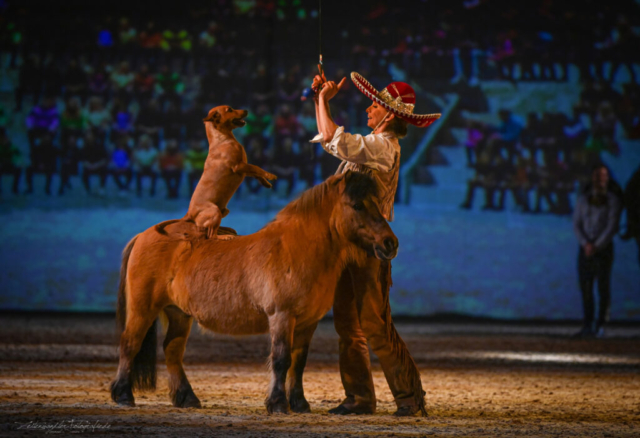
[287, 322, 318, 413]
[265, 313, 295, 414]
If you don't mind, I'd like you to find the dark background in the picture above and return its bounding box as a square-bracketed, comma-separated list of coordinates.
[0, 0, 638, 318]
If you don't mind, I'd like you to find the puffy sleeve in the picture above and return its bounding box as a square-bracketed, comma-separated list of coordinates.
[310, 126, 396, 172]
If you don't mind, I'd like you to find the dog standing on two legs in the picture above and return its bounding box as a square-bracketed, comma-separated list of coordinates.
[157, 105, 276, 239]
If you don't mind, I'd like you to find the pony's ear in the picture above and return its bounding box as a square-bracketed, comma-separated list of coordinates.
[331, 171, 350, 192]
[342, 170, 358, 191]
[341, 171, 378, 200]
[331, 171, 348, 185]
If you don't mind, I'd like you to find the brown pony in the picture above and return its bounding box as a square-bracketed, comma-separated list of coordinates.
[110, 171, 399, 414]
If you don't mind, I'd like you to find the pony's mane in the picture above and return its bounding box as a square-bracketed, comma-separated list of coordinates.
[343, 171, 379, 202]
[275, 172, 378, 221]
[275, 178, 332, 220]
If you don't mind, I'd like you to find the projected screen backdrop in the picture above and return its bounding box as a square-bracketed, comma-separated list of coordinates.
[1, 0, 639, 319]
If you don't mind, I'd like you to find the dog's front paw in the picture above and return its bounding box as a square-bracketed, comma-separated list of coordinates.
[258, 177, 273, 189]
[264, 172, 277, 181]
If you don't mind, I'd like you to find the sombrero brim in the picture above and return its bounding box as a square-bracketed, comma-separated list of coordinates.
[351, 72, 441, 128]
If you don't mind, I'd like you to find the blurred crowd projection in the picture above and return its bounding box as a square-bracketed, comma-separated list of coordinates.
[0, 0, 639, 316]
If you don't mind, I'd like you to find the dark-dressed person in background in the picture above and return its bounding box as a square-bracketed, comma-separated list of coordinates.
[572, 164, 623, 338]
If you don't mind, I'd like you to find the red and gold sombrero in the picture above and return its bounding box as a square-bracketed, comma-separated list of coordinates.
[351, 72, 441, 128]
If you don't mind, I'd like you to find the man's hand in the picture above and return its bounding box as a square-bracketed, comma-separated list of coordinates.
[312, 64, 342, 142]
[319, 77, 347, 102]
[312, 64, 326, 92]
[584, 243, 595, 257]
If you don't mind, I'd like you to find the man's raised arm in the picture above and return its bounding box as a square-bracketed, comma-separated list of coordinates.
[313, 75, 346, 142]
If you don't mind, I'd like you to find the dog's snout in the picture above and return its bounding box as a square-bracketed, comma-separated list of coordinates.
[384, 237, 398, 252]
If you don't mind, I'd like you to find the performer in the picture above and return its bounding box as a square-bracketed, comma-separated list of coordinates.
[310, 70, 440, 416]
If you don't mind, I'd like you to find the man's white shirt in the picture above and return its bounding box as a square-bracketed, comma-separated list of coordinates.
[310, 126, 400, 172]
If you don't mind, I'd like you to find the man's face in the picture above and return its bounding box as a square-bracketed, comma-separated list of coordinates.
[366, 102, 390, 130]
[592, 167, 609, 191]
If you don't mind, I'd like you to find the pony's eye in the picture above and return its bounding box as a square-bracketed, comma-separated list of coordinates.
[353, 202, 364, 211]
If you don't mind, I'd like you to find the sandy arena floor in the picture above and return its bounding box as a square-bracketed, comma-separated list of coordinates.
[0, 314, 639, 437]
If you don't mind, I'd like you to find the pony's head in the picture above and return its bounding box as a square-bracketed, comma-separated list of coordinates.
[331, 171, 399, 261]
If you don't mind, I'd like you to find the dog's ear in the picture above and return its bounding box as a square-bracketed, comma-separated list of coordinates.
[203, 111, 222, 128]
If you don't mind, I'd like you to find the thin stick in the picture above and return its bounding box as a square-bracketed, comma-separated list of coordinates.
[318, 0, 323, 77]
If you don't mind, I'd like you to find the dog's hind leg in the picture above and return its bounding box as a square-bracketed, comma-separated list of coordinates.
[193, 204, 224, 239]
[287, 322, 319, 413]
[163, 306, 201, 408]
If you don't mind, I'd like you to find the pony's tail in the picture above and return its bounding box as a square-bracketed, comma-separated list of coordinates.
[131, 319, 158, 391]
[116, 235, 139, 332]
[115, 234, 157, 392]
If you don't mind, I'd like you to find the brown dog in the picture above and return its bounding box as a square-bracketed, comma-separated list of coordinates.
[157, 105, 276, 240]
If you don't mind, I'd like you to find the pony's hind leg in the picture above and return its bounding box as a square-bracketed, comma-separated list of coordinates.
[111, 311, 160, 407]
[162, 306, 201, 408]
[287, 322, 319, 413]
[265, 313, 295, 414]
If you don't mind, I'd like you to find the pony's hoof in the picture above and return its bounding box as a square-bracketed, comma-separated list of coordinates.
[181, 394, 202, 409]
[116, 398, 136, 407]
[111, 380, 135, 407]
[172, 387, 202, 409]
[266, 397, 290, 415]
[289, 397, 311, 413]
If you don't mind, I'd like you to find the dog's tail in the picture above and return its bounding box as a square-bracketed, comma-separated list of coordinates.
[155, 219, 238, 240]
[154, 219, 181, 236]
